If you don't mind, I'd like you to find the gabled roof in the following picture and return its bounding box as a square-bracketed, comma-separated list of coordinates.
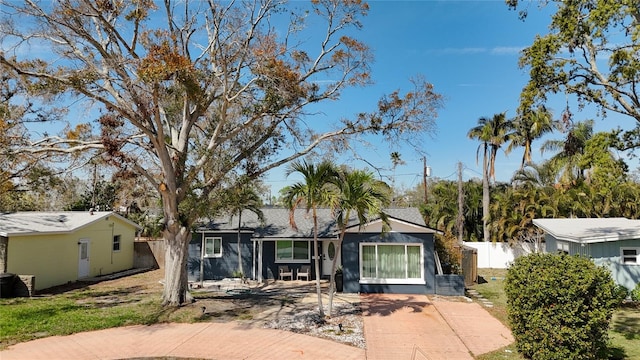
[198, 207, 433, 238]
[0, 211, 141, 237]
[532, 217, 640, 244]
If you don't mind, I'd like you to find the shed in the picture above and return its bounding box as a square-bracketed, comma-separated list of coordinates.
[0, 211, 140, 292]
[533, 217, 640, 291]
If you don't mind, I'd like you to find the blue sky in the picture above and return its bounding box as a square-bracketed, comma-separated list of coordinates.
[10, 1, 638, 197]
[264, 0, 639, 195]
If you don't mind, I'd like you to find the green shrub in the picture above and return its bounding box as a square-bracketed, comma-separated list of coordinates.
[631, 283, 640, 302]
[504, 253, 618, 360]
[614, 284, 629, 304]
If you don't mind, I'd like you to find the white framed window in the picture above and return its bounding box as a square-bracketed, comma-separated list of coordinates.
[557, 241, 570, 255]
[359, 243, 424, 284]
[275, 240, 310, 263]
[620, 248, 639, 265]
[112, 235, 121, 252]
[204, 237, 223, 258]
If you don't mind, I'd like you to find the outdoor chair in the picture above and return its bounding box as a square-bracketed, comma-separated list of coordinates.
[278, 266, 293, 281]
[297, 265, 311, 281]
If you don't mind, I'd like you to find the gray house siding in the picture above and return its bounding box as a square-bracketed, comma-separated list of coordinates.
[544, 234, 640, 291]
[188, 232, 254, 281]
[590, 239, 640, 291]
[342, 232, 436, 294]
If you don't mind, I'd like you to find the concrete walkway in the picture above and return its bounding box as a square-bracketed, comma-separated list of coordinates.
[0, 322, 365, 360]
[1, 295, 513, 360]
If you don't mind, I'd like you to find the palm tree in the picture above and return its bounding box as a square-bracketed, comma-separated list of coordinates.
[327, 168, 391, 316]
[283, 160, 340, 318]
[468, 113, 513, 243]
[226, 183, 264, 276]
[541, 120, 594, 185]
[508, 105, 560, 169]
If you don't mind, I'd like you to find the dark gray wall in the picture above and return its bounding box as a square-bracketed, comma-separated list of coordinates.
[189, 232, 254, 280]
[259, 240, 316, 280]
[342, 232, 435, 294]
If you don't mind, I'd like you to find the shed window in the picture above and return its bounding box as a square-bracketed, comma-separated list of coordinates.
[112, 235, 121, 252]
[557, 241, 569, 255]
[275, 240, 309, 262]
[204, 237, 222, 258]
[621, 248, 639, 265]
[360, 243, 423, 284]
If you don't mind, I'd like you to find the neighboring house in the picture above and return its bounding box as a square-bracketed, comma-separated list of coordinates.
[189, 207, 461, 295]
[0, 211, 140, 291]
[533, 218, 640, 291]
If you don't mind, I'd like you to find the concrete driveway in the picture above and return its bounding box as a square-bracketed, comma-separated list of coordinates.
[361, 294, 514, 360]
[0, 294, 513, 360]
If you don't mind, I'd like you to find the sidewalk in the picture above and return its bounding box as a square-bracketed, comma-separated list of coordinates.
[0, 322, 365, 360]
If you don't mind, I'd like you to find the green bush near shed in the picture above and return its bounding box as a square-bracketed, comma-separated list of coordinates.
[504, 253, 618, 360]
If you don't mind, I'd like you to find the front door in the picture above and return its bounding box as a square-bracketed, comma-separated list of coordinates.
[78, 239, 90, 279]
[322, 240, 340, 276]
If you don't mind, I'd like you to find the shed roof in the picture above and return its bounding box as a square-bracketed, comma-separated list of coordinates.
[532, 218, 640, 244]
[0, 211, 141, 237]
[198, 207, 433, 238]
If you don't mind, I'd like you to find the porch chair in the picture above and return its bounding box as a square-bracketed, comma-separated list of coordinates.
[297, 265, 311, 281]
[278, 265, 293, 281]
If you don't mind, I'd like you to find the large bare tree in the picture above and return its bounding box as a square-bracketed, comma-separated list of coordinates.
[0, 0, 442, 306]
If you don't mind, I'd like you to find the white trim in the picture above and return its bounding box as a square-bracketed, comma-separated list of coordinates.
[620, 247, 640, 265]
[359, 242, 424, 283]
[557, 241, 570, 254]
[275, 240, 310, 262]
[112, 234, 121, 252]
[203, 236, 223, 258]
[359, 279, 426, 285]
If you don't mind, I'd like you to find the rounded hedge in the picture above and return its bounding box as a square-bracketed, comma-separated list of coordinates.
[504, 253, 618, 360]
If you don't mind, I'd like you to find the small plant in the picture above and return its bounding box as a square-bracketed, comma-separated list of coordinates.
[631, 283, 640, 303]
[505, 253, 618, 360]
[614, 284, 629, 305]
[231, 270, 244, 279]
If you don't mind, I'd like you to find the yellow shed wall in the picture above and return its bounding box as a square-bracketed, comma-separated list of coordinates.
[6, 216, 136, 291]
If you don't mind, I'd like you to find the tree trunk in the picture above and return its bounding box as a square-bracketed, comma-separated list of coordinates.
[482, 146, 491, 242]
[312, 208, 324, 318]
[162, 225, 193, 306]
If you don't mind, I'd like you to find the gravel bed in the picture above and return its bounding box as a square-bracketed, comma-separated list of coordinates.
[262, 302, 365, 349]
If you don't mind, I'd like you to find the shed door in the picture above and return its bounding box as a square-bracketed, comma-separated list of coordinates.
[78, 239, 90, 278]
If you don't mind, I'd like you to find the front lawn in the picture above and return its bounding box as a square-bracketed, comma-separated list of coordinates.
[471, 269, 640, 360]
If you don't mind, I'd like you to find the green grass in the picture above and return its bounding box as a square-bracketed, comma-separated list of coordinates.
[0, 289, 165, 348]
[470, 269, 640, 360]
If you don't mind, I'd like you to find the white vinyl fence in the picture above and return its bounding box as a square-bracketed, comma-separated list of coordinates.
[463, 241, 541, 269]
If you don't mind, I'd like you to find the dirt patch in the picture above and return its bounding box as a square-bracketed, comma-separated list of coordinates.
[56, 269, 365, 348]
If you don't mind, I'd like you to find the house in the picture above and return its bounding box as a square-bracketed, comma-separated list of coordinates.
[0, 211, 140, 292]
[533, 217, 640, 291]
[189, 207, 463, 295]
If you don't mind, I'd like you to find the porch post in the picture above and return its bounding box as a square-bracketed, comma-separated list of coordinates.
[252, 240, 256, 281]
[258, 240, 263, 283]
[200, 230, 205, 287]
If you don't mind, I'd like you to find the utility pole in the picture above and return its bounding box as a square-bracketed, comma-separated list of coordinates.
[456, 162, 464, 245]
[422, 157, 428, 203]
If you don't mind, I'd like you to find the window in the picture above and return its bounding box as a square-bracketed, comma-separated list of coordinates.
[360, 243, 423, 284]
[204, 237, 222, 257]
[112, 235, 121, 252]
[557, 241, 570, 255]
[275, 240, 310, 262]
[621, 248, 639, 265]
